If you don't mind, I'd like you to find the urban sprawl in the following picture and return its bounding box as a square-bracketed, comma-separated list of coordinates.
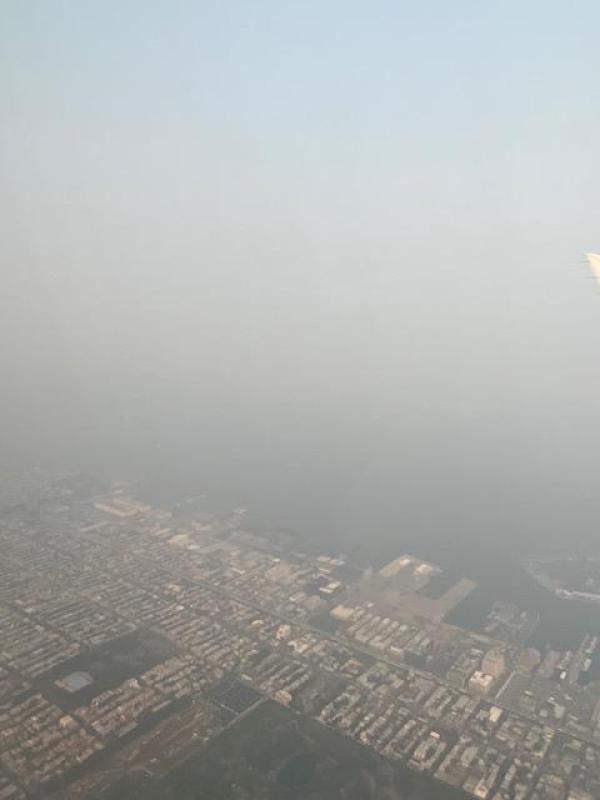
[0, 473, 599, 799]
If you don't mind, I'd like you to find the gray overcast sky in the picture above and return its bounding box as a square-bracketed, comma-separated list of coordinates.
[2, 2, 600, 550]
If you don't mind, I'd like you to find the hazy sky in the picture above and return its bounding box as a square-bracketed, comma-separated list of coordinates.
[2, 2, 600, 552]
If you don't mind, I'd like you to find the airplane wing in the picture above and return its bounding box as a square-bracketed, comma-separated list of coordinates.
[585, 253, 600, 284]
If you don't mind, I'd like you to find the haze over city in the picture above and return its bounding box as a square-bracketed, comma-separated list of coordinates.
[2, 4, 600, 799]
[2, 1, 600, 553]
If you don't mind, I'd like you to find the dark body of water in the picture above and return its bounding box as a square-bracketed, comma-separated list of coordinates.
[12, 395, 600, 649]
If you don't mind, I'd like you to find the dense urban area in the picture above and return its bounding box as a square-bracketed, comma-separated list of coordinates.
[1, 472, 600, 799]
